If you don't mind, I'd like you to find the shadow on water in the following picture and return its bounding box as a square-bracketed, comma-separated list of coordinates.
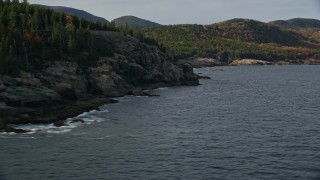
[0, 168, 7, 180]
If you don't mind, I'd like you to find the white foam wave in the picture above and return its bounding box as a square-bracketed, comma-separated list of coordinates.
[0, 134, 37, 139]
[1, 108, 108, 135]
[155, 87, 169, 90]
[46, 128, 73, 134]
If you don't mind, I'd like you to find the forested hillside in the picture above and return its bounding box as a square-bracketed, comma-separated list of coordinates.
[144, 19, 320, 61]
[0, 1, 150, 75]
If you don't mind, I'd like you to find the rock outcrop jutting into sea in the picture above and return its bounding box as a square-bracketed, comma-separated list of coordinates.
[0, 31, 199, 129]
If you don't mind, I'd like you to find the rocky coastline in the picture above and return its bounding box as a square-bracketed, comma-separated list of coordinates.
[2, 31, 318, 132]
[177, 57, 224, 68]
[230, 59, 320, 66]
[0, 31, 199, 131]
[229, 59, 272, 66]
[178, 57, 320, 67]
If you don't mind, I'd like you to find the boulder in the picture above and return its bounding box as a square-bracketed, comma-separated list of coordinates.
[70, 119, 85, 124]
[5, 127, 29, 133]
[181, 63, 199, 85]
[109, 99, 119, 104]
[54, 120, 67, 127]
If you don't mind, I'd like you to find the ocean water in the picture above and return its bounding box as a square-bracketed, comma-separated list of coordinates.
[1, 65, 320, 180]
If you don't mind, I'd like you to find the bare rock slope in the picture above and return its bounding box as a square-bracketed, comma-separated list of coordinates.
[0, 32, 199, 129]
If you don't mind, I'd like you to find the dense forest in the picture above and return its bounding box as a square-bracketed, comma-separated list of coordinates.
[144, 19, 320, 61]
[0, 0, 156, 75]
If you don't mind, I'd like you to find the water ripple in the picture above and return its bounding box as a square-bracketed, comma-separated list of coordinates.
[1, 66, 320, 180]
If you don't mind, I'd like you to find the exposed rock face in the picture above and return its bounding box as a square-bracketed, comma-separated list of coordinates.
[87, 58, 127, 97]
[230, 59, 272, 66]
[54, 120, 67, 127]
[38, 61, 88, 100]
[92, 31, 198, 85]
[0, 31, 199, 129]
[178, 58, 222, 68]
[0, 86, 62, 108]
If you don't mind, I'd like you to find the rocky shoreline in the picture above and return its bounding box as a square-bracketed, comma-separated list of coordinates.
[229, 59, 272, 65]
[0, 31, 199, 131]
[179, 57, 320, 67]
[2, 31, 318, 132]
[230, 59, 320, 66]
[177, 57, 224, 67]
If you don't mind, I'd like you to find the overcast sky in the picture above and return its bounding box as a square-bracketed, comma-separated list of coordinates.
[28, 0, 320, 25]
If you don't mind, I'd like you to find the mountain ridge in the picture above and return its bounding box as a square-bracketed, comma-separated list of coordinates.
[269, 18, 320, 29]
[33, 4, 109, 23]
[112, 15, 161, 29]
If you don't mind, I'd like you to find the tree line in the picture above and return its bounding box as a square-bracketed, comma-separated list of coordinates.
[0, 0, 160, 75]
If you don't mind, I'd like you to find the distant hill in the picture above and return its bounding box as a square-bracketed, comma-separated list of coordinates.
[211, 18, 306, 46]
[270, 18, 320, 44]
[33, 5, 109, 23]
[270, 18, 320, 29]
[144, 18, 320, 60]
[112, 16, 161, 29]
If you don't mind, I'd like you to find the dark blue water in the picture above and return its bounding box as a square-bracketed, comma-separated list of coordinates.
[1, 65, 320, 180]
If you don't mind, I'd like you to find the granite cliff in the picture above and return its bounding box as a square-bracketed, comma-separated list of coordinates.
[0, 31, 199, 130]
